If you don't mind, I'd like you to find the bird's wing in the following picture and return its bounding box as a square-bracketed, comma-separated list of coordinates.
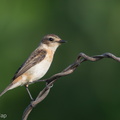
[12, 49, 47, 81]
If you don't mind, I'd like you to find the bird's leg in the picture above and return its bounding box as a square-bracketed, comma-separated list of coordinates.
[25, 85, 34, 101]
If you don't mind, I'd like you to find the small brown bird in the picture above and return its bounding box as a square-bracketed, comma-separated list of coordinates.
[0, 34, 66, 100]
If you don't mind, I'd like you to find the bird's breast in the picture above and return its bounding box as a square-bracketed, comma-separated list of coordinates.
[27, 52, 54, 82]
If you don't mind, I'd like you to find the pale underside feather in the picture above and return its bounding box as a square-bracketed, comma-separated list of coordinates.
[12, 49, 47, 81]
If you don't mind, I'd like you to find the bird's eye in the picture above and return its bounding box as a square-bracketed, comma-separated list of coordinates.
[48, 38, 54, 41]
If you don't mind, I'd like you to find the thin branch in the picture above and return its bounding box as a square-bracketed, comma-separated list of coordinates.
[22, 52, 120, 120]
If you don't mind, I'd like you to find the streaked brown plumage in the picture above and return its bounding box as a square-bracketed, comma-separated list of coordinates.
[0, 34, 66, 99]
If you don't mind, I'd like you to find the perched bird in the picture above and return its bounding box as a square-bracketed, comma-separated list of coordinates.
[0, 34, 66, 100]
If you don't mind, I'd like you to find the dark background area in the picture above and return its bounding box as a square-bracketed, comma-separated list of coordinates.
[0, 0, 120, 120]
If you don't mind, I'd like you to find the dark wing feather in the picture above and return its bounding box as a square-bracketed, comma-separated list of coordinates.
[12, 49, 47, 80]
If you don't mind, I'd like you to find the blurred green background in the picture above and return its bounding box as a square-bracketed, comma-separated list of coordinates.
[0, 0, 120, 120]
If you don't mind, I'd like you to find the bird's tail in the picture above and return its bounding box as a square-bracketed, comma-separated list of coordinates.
[0, 83, 13, 97]
[0, 78, 23, 97]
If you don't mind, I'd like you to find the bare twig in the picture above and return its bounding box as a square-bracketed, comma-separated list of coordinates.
[22, 52, 120, 120]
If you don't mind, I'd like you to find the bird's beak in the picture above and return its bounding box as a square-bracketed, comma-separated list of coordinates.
[57, 40, 67, 43]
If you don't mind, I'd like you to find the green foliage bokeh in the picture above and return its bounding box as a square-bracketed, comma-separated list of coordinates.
[0, 0, 120, 120]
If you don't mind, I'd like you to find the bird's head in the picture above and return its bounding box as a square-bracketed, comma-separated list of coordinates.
[41, 34, 66, 50]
